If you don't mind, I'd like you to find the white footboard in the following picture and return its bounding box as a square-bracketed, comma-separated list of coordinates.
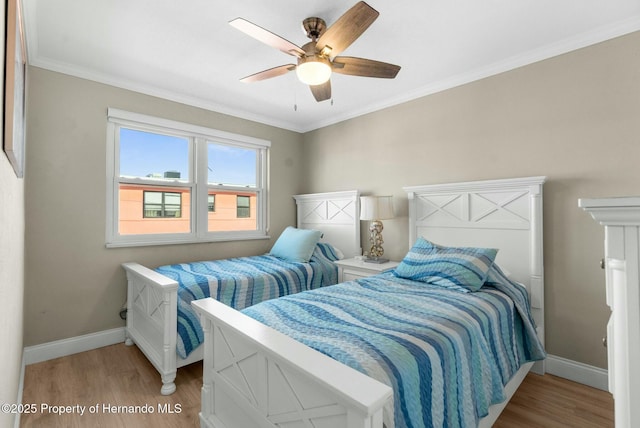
[192, 297, 393, 428]
[122, 262, 179, 395]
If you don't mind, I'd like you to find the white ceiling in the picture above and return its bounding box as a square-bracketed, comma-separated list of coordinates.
[22, 0, 640, 133]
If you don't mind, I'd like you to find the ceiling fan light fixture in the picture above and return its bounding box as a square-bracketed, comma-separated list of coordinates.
[296, 56, 332, 86]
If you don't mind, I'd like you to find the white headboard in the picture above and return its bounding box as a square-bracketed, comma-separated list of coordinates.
[293, 190, 362, 258]
[403, 176, 546, 371]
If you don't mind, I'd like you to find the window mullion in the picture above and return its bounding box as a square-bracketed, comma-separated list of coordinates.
[258, 146, 268, 234]
[195, 137, 208, 238]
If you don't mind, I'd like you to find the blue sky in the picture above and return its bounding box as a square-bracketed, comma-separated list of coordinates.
[119, 128, 256, 186]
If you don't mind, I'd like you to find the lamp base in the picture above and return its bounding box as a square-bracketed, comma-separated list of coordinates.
[364, 257, 389, 264]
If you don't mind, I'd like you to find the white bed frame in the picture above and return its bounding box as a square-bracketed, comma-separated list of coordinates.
[192, 176, 546, 428]
[122, 190, 361, 395]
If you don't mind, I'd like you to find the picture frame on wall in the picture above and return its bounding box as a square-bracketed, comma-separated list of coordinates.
[3, 0, 27, 178]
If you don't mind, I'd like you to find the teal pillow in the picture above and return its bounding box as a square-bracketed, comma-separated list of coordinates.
[313, 242, 344, 262]
[269, 227, 323, 263]
[393, 237, 498, 292]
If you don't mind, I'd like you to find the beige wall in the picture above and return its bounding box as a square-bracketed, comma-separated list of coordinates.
[0, 2, 25, 425]
[301, 32, 640, 369]
[24, 67, 305, 346]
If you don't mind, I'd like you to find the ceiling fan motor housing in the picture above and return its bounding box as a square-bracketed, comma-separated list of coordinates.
[302, 17, 327, 40]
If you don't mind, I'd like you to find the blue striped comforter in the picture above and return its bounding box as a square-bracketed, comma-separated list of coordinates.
[242, 266, 546, 428]
[156, 243, 341, 358]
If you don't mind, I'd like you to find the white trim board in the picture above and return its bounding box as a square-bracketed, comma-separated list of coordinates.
[23, 327, 125, 365]
[14, 353, 26, 428]
[545, 354, 609, 391]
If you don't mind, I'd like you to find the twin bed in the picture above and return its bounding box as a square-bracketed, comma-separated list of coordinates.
[122, 190, 362, 395]
[124, 177, 547, 427]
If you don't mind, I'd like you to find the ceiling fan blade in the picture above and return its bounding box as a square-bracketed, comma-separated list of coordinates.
[316, 2, 379, 58]
[229, 18, 305, 57]
[332, 56, 400, 78]
[240, 64, 296, 83]
[310, 80, 331, 102]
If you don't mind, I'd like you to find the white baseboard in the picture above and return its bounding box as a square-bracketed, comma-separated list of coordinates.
[545, 354, 609, 391]
[23, 327, 126, 365]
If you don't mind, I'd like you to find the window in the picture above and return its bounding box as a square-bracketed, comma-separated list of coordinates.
[143, 191, 182, 218]
[107, 108, 270, 247]
[237, 195, 250, 218]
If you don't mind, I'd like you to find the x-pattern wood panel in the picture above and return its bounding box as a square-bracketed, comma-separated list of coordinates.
[470, 191, 529, 223]
[213, 325, 261, 407]
[416, 194, 462, 221]
[267, 361, 346, 426]
[132, 281, 165, 327]
[417, 190, 530, 227]
[213, 324, 347, 427]
[300, 200, 356, 224]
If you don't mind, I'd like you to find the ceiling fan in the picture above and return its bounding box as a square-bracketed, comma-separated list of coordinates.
[229, 1, 401, 102]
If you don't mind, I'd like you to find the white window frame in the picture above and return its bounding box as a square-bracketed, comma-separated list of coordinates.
[106, 108, 270, 248]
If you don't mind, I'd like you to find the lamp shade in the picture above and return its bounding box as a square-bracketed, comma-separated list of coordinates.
[360, 196, 395, 221]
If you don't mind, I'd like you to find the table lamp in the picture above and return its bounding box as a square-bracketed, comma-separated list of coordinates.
[360, 195, 395, 263]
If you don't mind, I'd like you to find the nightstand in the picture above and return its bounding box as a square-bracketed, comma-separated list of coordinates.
[334, 258, 400, 282]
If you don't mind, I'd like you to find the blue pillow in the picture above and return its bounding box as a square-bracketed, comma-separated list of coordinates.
[312, 242, 344, 262]
[269, 227, 323, 263]
[393, 237, 498, 292]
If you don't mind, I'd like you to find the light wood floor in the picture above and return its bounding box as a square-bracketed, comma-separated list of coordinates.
[21, 343, 614, 427]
